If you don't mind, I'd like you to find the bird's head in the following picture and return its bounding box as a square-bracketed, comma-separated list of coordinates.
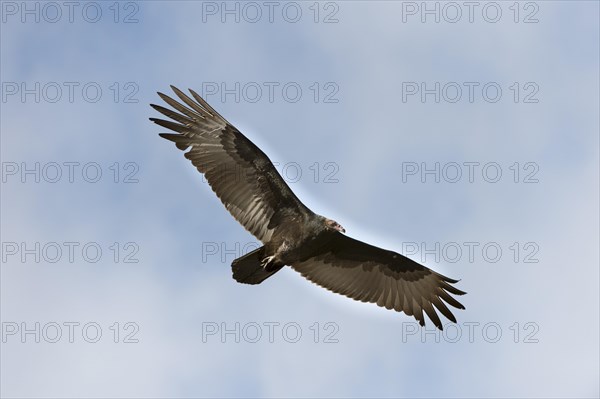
[324, 218, 345, 233]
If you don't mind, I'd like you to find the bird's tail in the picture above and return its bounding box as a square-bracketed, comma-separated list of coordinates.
[231, 246, 282, 284]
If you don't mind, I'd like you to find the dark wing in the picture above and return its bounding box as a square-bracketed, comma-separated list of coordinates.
[150, 86, 310, 243]
[291, 233, 465, 329]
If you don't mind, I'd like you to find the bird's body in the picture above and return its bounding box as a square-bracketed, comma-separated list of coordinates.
[265, 215, 330, 262]
[151, 86, 466, 330]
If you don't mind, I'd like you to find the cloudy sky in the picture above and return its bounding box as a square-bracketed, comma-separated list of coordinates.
[1, 1, 598, 398]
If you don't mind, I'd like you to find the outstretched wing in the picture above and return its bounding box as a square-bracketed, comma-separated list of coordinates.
[291, 233, 466, 329]
[150, 86, 310, 243]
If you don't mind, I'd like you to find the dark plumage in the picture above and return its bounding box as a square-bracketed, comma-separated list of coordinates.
[150, 86, 466, 329]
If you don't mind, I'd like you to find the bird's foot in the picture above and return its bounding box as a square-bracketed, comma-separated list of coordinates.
[261, 256, 276, 271]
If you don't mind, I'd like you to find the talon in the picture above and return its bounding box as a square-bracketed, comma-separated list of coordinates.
[261, 256, 275, 269]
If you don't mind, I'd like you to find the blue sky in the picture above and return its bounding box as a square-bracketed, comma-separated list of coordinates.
[1, 1, 599, 398]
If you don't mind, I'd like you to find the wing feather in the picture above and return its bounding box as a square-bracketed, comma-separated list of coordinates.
[151, 86, 310, 243]
[291, 233, 465, 329]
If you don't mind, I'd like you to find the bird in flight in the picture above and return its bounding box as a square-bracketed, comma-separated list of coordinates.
[150, 86, 465, 330]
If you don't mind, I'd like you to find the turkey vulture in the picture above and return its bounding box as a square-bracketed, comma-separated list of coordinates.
[150, 86, 465, 330]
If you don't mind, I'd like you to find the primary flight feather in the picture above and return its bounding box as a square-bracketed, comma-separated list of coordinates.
[150, 86, 466, 330]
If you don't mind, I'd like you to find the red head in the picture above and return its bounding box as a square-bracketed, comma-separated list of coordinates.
[324, 218, 345, 233]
